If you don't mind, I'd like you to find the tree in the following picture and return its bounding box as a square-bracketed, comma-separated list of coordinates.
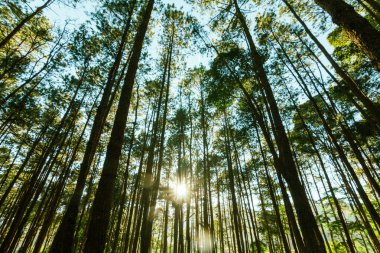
[1, 0, 380, 252]
[83, 0, 154, 251]
[314, 0, 380, 70]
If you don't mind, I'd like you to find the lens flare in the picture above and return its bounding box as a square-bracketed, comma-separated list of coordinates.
[170, 181, 188, 202]
[176, 182, 187, 198]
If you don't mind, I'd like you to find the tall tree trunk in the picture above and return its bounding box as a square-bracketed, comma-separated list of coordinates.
[365, 0, 380, 13]
[140, 27, 173, 251]
[200, 83, 212, 252]
[83, 0, 154, 251]
[282, 0, 380, 125]
[140, 41, 172, 252]
[223, 112, 244, 253]
[110, 84, 140, 253]
[283, 83, 357, 253]
[232, 1, 326, 251]
[0, 0, 54, 49]
[274, 38, 380, 228]
[122, 108, 152, 252]
[49, 3, 137, 252]
[314, 0, 380, 70]
[0, 86, 81, 253]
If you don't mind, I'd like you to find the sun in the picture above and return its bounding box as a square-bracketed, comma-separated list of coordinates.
[170, 181, 188, 201]
[176, 183, 187, 198]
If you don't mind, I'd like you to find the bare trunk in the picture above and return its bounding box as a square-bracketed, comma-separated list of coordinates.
[83, 0, 154, 251]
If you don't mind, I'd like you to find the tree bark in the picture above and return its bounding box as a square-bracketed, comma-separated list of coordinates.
[314, 0, 380, 70]
[49, 3, 136, 252]
[232, 1, 326, 251]
[83, 0, 154, 251]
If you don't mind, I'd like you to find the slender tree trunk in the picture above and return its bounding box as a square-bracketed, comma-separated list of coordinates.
[140, 28, 173, 251]
[49, 3, 137, 252]
[282, 0, 380, 126]
[141, 42, 172, 252]
[110, 85, 140, 253]
[200, 83, 212, 252]
[122, 107, 152, 252]
[0, 87, 80, 252]
[232, 1, 326, 251]
[365, 0, 380, 13]
[283, 83, 357, 253]
[0, 0, 54, 49]
[275, 38, 380, 228]
[223, 112, 244, 253]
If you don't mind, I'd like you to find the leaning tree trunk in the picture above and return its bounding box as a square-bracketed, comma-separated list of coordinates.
[282, 0, 380, 125]
[364, 0, 380, 13]
[314, 0, 380, 70]
[232, 0, 327, 251]
[0, 0, 54, 49]
[283, 83, 357, 253]
[140, 31, 173, 252]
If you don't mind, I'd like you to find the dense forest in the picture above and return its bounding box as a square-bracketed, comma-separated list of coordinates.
[0, 0, 380, 252]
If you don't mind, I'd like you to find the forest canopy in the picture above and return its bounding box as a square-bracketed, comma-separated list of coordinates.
[0, 0, 380, 252]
